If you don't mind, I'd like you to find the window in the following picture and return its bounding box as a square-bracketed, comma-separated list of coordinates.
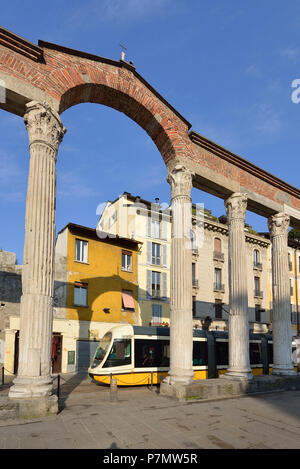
[215, 299, 223, 319]
[288, 252, 293, 271]
[192, 296, 197, 317]
[255, 304, 261, 322]
[152, 271, 161, 298]
[253, 249, 260, 265]
[74, 282, 88, 307]
[250, 342, 262, 364]
[75, 239, 88, 263]
[214, 238, 221, 253]
[193, 341, 208, 366]
[103, 339, 131, 368]
[122, 290, 135, 311]
[122, 250, 132, 271]
[214, 268, 222, 290]
[134, 339, 170, 368]
[192, 263, 196, 286]
[152, 304, 162, 324]
[152, 243, 161, 265]
[254, 277, 261, 296]
[151, 219, 160, 238]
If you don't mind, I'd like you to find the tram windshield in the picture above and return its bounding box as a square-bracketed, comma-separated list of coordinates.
[103, 338, 131, 368]
[93, 332, 112, 363]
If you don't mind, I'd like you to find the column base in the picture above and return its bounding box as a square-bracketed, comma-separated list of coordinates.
[8, 374, 53, 399]
[272, 366, 297, 376]
[220, 369, 253, 381]
[163, 369, 194, 386]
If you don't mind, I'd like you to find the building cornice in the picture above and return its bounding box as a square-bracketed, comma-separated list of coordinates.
[0, 27, 44, 62]
[189, 131, 300, 200]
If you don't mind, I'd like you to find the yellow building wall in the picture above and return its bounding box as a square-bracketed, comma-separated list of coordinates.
[65, 230, 139, 325]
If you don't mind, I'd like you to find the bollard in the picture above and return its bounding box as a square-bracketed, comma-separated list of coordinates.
[110, 377, 118, 402]
[150, 371, 153, 390]
[57, 374, 60, 399]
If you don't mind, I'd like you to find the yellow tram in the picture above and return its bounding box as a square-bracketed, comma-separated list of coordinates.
[88, 325, 282, 386]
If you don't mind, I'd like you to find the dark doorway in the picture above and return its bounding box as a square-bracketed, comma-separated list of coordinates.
[52, 333, 63, 374]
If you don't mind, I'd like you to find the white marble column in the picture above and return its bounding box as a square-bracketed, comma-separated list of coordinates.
[222, 193, 253, 380]
[166, 164, 194, 385]
[268, 212, 296, 376]
[9, 101, 66, 399]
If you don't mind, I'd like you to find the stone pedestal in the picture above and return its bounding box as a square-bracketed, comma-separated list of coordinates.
[221, 193, 252, 381]
[9, 101, 66, 400]
[165, 164, 194, 386]
[268, 213, 296, 376]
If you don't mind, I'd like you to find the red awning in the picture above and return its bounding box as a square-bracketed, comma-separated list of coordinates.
[122, 291, 135, 310]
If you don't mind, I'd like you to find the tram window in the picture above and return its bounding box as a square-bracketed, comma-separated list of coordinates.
[94, 332, 112, 361]
[216, 341, 228, 366]
[193, 341, 208, 366]
[250, 342, 262, 365]
[267, 342, 273, 365]
[103, 339, 131, 368]
[134, 339, 170, 368]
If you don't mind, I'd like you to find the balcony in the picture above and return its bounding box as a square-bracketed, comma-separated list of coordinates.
[151, 290, 162, 299]
[214, 283, 225, 293]
[192, 248, 199, 257]
[254, 290, 263, 299]
[213, 251, 224, 261]
[192, 278, 199, 289]
[253, 261, 262, 270]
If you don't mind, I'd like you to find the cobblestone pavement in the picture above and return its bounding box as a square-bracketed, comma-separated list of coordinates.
[1, 374, 300, 450]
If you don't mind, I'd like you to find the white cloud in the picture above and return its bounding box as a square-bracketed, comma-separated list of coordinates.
[57, 170, 100, 198]
[278, 47, 300, 60]
[68, 0, 171, 27]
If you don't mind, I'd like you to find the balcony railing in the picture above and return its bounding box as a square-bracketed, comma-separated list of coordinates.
[151, 290, 162, 299]
[213, 251, 224, 261]
[253, 261, 262, 270]
[192, 278, 199, 288]
[254, 290, 263, 298]
[214, 283, 225, 292]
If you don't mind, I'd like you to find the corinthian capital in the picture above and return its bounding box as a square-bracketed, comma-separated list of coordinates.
[225, 192, 248, 222]
[167, 164, 194, 199]
[24, 101, 66, 152]
[268, 212, 290, 238]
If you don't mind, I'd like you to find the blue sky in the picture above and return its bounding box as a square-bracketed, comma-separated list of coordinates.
[1, 0, 300, 262]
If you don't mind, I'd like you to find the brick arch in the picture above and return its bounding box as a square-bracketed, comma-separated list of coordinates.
[0, 32, 192, 166]
[58, 81, 187, 163]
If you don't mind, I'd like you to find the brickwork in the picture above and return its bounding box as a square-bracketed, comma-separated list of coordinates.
[0, 29, 299, 227]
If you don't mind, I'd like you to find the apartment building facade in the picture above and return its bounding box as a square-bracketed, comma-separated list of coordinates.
[98, 192, 273, 332]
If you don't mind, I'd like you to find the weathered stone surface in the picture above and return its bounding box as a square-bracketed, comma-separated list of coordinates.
[160, 375, 300, 401]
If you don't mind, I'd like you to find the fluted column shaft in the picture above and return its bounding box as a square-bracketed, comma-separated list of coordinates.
[166, 164, 194, 385]
[9, 101, 66, 399]
[268, 213, 296, 375]
[222, 193, 252, 380]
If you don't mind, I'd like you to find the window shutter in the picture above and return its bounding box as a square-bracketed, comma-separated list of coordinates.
[146, 270, 152, 297]
[147, 241, 151, 264]
[147, 216, 151, 237]
[162, 244, 167, 267]
[161, 219, 167, 240]
[162, 272, 167, 299]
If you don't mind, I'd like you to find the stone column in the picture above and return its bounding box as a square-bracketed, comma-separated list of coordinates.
[166, 164, 194, 385]
[268, 212, 296, 375]
[222, 193, 253, 380]
[9, 101, 66, 399]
